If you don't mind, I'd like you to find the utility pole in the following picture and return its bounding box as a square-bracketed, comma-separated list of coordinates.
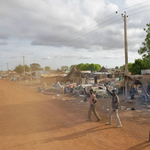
[123, 12, 128, 99]
[123, 12, 128, 75]
[23, 56, 25, 75]
[6, 63, 9, 71]
[116, 11, 128, 99]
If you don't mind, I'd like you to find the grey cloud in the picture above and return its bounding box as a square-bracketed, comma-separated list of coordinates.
[78, 55, 93, 59]
[54, 55, 78, 58]
[103, 55, 122, 59]
[0, 0, 148, 53]
[0, 41, 8, 45]
[9, 56, 18, 59]
[42, 56, 51, 60]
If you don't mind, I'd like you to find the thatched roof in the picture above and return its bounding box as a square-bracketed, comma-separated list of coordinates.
[98, 66, 108, 72]
[115, 80, 134, 89]
[64, 66, 81, 82]
[124, 75, 150, 82]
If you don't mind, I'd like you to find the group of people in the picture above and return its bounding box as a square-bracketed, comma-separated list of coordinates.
[87, 85, 122, 128]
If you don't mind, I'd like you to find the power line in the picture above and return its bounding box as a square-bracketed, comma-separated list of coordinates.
[117, 0, 150, 12]
[50, 1, 150, 47]
[55, 19, 122, 45]
[127, 4, 150, 13]
[51, 6, 149, 46]
[52, 16, 119, 46]
[51, 1, 150, 43]
[129, 8, 150, 16]
[51, 14, 117, 45]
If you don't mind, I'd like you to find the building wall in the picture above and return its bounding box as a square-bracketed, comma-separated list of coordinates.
[97, 74, 107, 79]
[141, 69, 150, 75]
[40, 76, 65, 84]
[33, 71, 49, 79]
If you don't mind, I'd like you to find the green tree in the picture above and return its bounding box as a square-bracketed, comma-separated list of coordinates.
[45, 66, 51, 71]
[122, 65, 125, 71]
[128, 63, 133, 72]
[25, 65, 30, 72]
[61, 66, 68, 71]
[130, 59, 143, 75]
[141, 58, 150, 69]
[30, 63, 41, 71]
[115, 66, 119, 69]
[83, 63, 89, 70]
[138, 23, 150, 59]
[77, 63, 84, 70]
[14, 65, 23, 73]
[14, 65, 30, 73]
[71, 63, 101, 71]
[89, 63, 95, 72]
[120, 63, 133, 72]
[94, 64, 101, 71]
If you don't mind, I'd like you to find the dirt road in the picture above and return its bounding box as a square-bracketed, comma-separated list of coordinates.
[0, 80, 150, 150]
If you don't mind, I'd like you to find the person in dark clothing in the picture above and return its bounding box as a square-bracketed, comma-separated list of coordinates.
[94, 75, 97, 84]
[105, 85, 122, 127]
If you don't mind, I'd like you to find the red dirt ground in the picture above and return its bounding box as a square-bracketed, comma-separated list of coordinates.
[0, 79, 150, 150]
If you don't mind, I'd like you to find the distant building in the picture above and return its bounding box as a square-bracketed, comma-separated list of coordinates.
[94, 66, 109, 79]
[32, 70, 49, 79]
[141, 69, 150, 75]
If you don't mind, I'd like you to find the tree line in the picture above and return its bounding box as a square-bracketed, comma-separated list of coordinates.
[70, 63, 101, 72]
[14, 63, 51, 74]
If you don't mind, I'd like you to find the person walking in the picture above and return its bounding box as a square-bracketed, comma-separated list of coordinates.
[94, 75, 97, 84]
[105, 85, 122, 127]
[87, 89, 101, 121]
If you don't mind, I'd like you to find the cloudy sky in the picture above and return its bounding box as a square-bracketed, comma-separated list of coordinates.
[0, 0, 150, 70]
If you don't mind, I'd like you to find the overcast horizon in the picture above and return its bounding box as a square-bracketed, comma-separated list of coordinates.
[0, 0, 150, 71]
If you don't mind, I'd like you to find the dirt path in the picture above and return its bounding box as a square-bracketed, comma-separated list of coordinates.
[0, 80, 150, 150]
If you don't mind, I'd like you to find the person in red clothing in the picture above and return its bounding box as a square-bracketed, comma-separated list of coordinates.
[87, 89, 101, 121]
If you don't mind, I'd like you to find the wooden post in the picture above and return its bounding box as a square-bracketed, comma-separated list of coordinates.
[149, 130, 150, 142]
[124, 12, 128, 99]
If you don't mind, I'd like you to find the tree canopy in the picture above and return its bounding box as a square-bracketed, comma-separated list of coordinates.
[14, 65, 30, 74]
[120, 63, 133, 72]
[130, 59, 143, 75]
[120, 59, 150, 75]
[70, 63, 101, 72]
[115, 66, 119, 69]
[44, 66, 51, 71]
[30, 63, 41, 71]
[61, 66, 68, 71]
[138, 23, 150, 59]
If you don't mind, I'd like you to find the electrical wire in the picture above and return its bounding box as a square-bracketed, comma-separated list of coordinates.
[51, 0, 150, 46]
[51, 18, 122, 46]
[117, 0, 150, 12]
[51, 15, 119, 45]
[129, 8, 150, 16]
[127, 4, 150, 13]
[51, 13, 117, 45]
